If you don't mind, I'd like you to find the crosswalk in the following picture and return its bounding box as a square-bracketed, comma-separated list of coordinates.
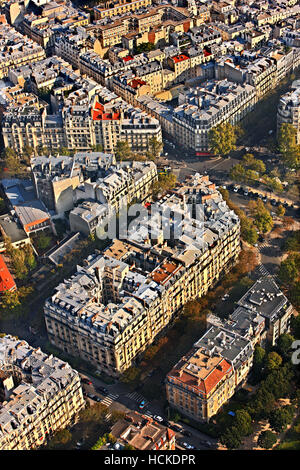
[100, 393, 119, 407]
[258, 264, 270, 277]
[258, 241, 269, 250]
[104, 412, 112, 422]
[126, 391, 148, 406]
[257, 264, 279, 283]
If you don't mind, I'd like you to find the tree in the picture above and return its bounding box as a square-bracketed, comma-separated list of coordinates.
[220, 426, 242, 449]
[277, 123, 300, 169]
[257, 430, 277, 449]
[230, 163, 247, 183]
[146, 137, 163, 161]
[22, 145, 34, 164]
[277, 333, 294, 359]
[36, 233, 52, 251]
[152, 172, 177, 195]
[242, 154, 266, 174]
[135, 42, 155, 53]
[241, 218, 258, 245]
[251, 344, 266, 383]
[0, 290, 21, 310]
[48, 429, 72, 449]
[115, 141, 133, 161]
[269, 406, 295, 433]
[278, 257, 298, 286]
[265, 351, 283, 373]
[276, 204, 286, 218]
[235, 410, 253, 436]
[208, 123, 238, 157]
[249, 200, 273, 233]
[284, 231, 300, 252]
[2, 148, 22, 175]
[92, 144, 104, 152]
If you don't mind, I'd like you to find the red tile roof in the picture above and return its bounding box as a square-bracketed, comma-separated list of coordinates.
[92, 100, 121, 121]
[172, 54, 189, 64]
[0, 255, 16, 293]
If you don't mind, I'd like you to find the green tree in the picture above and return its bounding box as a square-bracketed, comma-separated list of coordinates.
[36, 233, 52, 251]
[220, 426, 242, 449]
[152, 172, 177, 195]
[277, 123, 300, 169]
[208, 123, 238, 157]
[257, 430, 277, 449]
[48, 429, 72, 449]
[115, 141, 133, 161]
[277, 333, 294, 359]
[265, 351, 283, 373]
[230, 164, 247, 182]
[269, 406, 295, 433]
[146, 137, 163, 161]
[276, 204, 286, 218]
[235, 409, 253, 436]
[249, 199, 273, 233]
[241, 218, 258, 245]
[278, 257, 298, 286]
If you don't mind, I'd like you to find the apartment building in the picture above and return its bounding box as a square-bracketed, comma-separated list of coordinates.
[166, 346, 236, 422]
[165, 271, 297, 423]
[69, 201, 108, 236]
[44, 174, 240, 376]
[111, 411, 176, 450]
[31, 153, 115, 214]
[1, 83, 162, 154]
[172, 80, 256, 152]
[73, 159, 157, 215]
[93, 0, 153, 20]
[0, 335, 85, 450]
[0, 22, 46, 75]
[237, 277, 294, 346]
[277, 84, 300, 144]
[194, 326, 254, 387]
[207, 308, 266, 347]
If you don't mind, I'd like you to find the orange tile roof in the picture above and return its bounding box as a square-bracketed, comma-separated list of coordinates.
[0, 255, 16, 293]
[168, 356, 232, 396]
[172, 54, 189, 64]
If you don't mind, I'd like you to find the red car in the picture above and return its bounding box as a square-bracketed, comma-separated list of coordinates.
[82, 378, 92, 385]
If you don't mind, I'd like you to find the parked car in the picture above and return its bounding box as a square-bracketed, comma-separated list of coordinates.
[169, 424, 183, 433]
[96, 386, 108, 395]
[183, 442, 194, 449]
[76, 439, 85, 448]
[87, 393, 97, 400]
[81, 378, 92, 385]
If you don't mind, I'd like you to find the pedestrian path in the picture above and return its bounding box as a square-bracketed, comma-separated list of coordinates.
[258, 264, 270, 277]
[259, 241, 269, 250]
[126, 391, 148, 406]
[100, 393, 119, 407]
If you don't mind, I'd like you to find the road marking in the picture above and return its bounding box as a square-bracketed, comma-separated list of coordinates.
[101, 393, 119, 407]
[126, 392, 148, 405]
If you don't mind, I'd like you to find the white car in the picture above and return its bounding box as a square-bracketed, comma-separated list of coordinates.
[154, 415, 163, 423]
[183, 442, 194, 449]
